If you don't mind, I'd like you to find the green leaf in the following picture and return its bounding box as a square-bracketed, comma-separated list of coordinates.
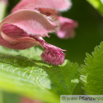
[80, 41, 103, 94]
[0, 47, 79, 103]
[0, 91, 20, 103]
[87, 0, 103, 16]
[3, 91, 20, 103]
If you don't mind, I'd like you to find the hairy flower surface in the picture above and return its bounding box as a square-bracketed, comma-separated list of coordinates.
[12, 0, 78, 39]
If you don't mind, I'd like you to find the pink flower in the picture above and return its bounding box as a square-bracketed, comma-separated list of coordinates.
[0, 10, 56, 49]
[12, 0, 78, 39]
[0, 0, 66, 65]
[57, 16, 78, 39]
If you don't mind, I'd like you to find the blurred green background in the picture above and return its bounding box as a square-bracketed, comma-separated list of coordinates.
[2, 0, 103, 100]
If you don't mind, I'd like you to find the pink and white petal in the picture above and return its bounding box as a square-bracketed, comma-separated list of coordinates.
[0, 10, 57, 37]
[58, 16, 78, 27]
[57, 16, 78, 39]
[0, 31, 38, 49]
[57, 28, 75, 39]
[12, 0, 71, 13]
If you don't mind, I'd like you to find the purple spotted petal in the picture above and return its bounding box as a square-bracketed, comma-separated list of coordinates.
[35, 38, 65, 65]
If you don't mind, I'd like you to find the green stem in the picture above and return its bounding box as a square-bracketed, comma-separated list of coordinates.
[0, 1, 7, 22]
[87, 0, 103, 16]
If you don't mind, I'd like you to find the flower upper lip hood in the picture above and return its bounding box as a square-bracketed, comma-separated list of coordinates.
[12, 0, 77, 39]
[0, 10, 57, 36]
[0, 10, 57, 49]
[12, 0, 72, 13]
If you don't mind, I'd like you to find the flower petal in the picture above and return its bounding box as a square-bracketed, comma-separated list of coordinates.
[2, 23, 29, 38]
[0, 31, 38, 49]
[0, 23, 39, 49]
[0, 10, 57, 37]
[12, 0, 71, 13]
[57, 16, 78, 39]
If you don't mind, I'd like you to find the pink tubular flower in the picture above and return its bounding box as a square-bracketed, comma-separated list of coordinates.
[0, 0, 67, 65]
[12, 0, 78, 39]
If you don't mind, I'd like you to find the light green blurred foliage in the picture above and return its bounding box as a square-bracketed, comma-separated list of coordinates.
[0, 1, 7, 22]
